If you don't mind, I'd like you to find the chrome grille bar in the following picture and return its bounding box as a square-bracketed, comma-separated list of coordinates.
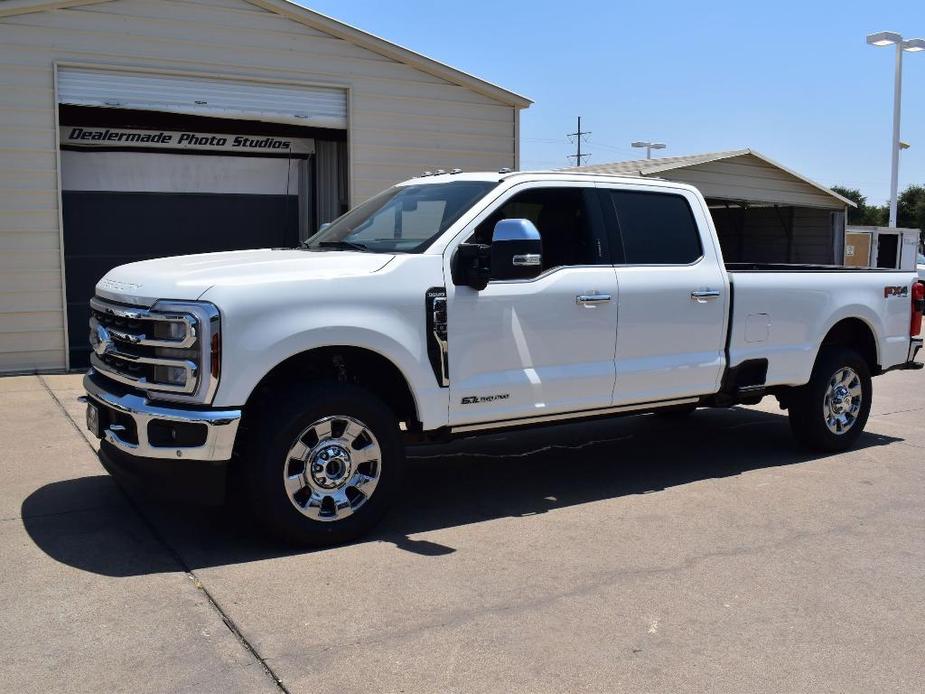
[90, 353, 197, 393]
[90, 296, 196, 348]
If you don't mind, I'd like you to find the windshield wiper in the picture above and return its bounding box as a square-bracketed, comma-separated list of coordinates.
[310, 240, 370, 252]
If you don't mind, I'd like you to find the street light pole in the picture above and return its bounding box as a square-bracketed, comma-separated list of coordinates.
[889, 40, 903, 227]
[867, 31, 925, 228]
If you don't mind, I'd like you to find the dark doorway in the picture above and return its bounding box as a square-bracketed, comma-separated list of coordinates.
[64, 191, 298, 367]
[57, 106, 343, 368]
[876, 233, 899, 269]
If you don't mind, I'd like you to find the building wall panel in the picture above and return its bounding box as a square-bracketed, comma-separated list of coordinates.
[0, 0, 518, 371]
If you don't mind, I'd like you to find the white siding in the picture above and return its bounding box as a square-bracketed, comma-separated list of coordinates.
[0, 0, 518, 371]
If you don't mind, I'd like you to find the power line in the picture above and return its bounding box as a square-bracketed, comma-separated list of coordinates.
[566, 116, 591, 166]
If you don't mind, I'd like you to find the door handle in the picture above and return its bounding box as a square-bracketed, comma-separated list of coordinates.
[576, 294, 612, 305]
[690, 289, 721, 302]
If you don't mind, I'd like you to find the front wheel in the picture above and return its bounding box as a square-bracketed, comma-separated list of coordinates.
[787, 347, 872, 452]
[241, 382, 404, 546]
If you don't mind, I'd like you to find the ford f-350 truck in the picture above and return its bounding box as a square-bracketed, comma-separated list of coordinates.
[82, 171, 925, 545]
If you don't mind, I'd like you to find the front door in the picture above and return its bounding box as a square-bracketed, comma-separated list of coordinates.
[446, 183, 618, 426]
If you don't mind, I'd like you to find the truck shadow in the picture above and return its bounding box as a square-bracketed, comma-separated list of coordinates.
[21, 406, 902, 576]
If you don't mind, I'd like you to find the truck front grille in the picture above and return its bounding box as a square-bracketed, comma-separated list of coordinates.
[89, 296, 217, 401]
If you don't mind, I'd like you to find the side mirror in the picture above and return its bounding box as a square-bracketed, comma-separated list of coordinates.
[490, 219, 543, 281]
[451, 242, 491, 290]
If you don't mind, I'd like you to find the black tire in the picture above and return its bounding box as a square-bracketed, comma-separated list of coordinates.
[788, 347, 872, 452]
[241, 381, 404, 546]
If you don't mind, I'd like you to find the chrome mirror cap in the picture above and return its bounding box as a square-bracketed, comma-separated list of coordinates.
[492, 218, 541, 243]
[490, 218, 543, 282]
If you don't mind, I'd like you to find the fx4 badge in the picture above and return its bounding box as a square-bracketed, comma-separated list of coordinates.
[884, 286, 909, 299]
[461, 393, 510, 405]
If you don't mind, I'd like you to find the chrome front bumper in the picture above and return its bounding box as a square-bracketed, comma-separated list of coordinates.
[83, 371, 241, 461]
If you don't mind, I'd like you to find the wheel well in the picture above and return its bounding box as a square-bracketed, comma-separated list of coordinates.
[820, 318, 879, 374]
[244, 346, 419, 428]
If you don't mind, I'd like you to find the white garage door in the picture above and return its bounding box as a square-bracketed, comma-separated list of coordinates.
[57, 67, 348, 129]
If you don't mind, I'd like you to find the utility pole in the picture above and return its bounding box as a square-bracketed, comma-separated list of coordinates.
[566, 116, 591, 166]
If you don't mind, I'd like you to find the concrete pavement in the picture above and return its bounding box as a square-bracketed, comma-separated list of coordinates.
[2, 367, 924, 692]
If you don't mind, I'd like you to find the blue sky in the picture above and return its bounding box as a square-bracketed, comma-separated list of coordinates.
[301, 0, 925, 205]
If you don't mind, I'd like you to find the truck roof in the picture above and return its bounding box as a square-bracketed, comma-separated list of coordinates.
[397, 170, 700, 194]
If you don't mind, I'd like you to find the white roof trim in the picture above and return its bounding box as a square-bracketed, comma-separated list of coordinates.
[0, 0, 532, 109]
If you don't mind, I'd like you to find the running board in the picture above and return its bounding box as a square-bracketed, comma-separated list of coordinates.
[450, 397, 701, 434]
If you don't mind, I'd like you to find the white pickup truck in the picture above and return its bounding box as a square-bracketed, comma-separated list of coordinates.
[83, 171, 925, 545]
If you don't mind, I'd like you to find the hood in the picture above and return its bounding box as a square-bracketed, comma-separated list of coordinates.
[96, 249, 395, 306]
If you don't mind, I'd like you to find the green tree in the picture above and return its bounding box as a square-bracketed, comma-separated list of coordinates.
[897, 184, 925, 235]
[863, 204, 888, 227]
[831, 185, 887, 226]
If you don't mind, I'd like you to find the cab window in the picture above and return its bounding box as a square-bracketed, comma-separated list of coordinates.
[471, 187, 606, 273]
[604, 190, 703, 265]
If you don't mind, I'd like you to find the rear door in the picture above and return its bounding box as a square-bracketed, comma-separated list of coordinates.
[446, 183, 618, 425]
[599, 185, 728, 404]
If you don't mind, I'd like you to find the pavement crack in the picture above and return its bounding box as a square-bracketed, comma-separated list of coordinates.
[873, 405, 925, 417]
[38, 376, 290, 694]
[277, 505, 904, 665]
[410, 434, 635, 461]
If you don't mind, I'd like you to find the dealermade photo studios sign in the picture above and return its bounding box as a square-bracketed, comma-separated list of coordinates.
[59, 126, 314, 155]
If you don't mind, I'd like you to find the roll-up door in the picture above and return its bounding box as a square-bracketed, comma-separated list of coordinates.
[57, 68, 348, 129]
[61, 132, 311, 368]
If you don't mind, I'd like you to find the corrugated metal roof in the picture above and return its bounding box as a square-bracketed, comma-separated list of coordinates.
[566, 148, 855, 208]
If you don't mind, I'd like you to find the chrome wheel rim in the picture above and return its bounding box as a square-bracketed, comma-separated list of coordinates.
[823, 367, 863, 435]
[283, 415, 381, 522]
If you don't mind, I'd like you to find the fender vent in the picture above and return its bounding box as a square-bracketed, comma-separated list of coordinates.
[426, 287, 448, 387]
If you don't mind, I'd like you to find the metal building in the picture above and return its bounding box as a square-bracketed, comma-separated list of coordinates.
[0, 0, 530, 372]
[569, 149, 855, 266]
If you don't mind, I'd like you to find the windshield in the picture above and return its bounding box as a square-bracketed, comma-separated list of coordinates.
[303, 181, 497, 253]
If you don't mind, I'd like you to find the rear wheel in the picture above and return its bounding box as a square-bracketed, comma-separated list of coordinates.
[242, 382, 404, 546]
[788, 347, 872, 452]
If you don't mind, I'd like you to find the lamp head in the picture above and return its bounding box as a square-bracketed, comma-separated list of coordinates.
[867, 31, 902, 46]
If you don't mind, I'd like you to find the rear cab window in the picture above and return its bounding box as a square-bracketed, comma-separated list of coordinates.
[602, 189, 703, 265]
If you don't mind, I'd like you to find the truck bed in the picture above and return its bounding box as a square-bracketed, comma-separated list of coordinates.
[725, 267, 916, 388]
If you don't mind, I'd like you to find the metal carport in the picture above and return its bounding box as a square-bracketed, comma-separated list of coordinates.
[569, 149, 855, 265]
